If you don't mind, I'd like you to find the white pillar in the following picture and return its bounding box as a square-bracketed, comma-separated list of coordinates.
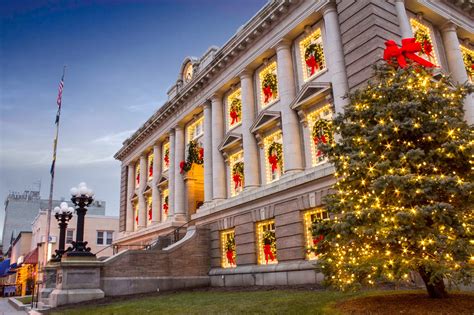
[137, 155, 147, 229]
[174, 125, 187, 221]
[125, 164, 135, 232]
[211, 94, 227, 200]
[167, 130, 175, 220]
[240, 70, 260, 189]
[151, 144, 161, 223]
[322, 1, 350, 114]
[276, 39, 304, 173]
[441, 22, 473, 124]
[203, 102, 214, 203]
[394, 0, 413, 38]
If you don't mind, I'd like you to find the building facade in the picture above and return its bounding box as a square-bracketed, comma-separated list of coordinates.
[114, 0, 473, 285]
[2, 190, 107, 251]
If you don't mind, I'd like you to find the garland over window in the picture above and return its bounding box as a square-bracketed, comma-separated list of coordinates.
[163, 143, 170, 170]
[134, 203, 139, 226]
[267, 142, 283, 175]
[228, 89, 242, 128]
[135, 164, 140, 188]
[163, 194, 169, 216]
[460, 45, 474, 82]
[180, 140, 204, 174]
[232, 161, 244, 190]
[148, 153, 154, 179]
[259, 62, 278, 106]
[300, 28, 325, 80]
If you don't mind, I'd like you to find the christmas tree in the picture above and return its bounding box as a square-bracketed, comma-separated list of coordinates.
[313, 61, 473, 298]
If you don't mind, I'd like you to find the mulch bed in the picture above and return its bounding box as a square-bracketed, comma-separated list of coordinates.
[335, 293, 474, 315]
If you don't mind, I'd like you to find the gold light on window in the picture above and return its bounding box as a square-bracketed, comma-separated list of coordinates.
[187, 116, 204, 143]
[229, 151, 244, 197]
[410, 19, 438, 65]
[299, 28, 325, 81]
[147, 196, 152, 223]
[256, 220, 277, 265]
[135, 164, 140, 188]
[307, 104, 333, 166]
[162, 142, 170, 171]
[460, 45, 474, 82]
[148, 153, 154, 181]
[161, 189, 169, 221]
[227, 88, 242, 129]
[263, 131, 284, 183]
[221, 229, 236, 268]
[304, 208, 329, 260]
[259, 61, 279, 107]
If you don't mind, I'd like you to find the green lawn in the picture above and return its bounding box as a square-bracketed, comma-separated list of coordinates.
[15, 296, 32, 304]
[49, 289, 415, 315]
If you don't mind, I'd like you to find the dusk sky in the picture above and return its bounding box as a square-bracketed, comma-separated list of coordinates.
[0, 0, 266, 238]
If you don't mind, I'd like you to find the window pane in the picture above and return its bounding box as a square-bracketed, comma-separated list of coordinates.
[106, 232, 113, 245]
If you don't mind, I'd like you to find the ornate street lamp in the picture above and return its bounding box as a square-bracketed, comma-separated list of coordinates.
[65, 182, 95, 257]
[50, 202, 73, 262]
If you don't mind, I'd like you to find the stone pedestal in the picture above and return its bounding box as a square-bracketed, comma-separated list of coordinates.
[49, 257, 104, 307]
[38, 263, 58, 306]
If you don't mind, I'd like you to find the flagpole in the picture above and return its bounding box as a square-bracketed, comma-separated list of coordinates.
[43, 66, 66, 270]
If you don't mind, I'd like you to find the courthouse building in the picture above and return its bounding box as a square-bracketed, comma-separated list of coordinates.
[113, 0, 473, 286]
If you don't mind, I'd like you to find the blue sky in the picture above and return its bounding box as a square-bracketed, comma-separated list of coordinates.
[0, 0, 266, 237]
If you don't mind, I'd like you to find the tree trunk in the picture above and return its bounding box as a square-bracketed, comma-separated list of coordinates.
[418, 267, 449, 298]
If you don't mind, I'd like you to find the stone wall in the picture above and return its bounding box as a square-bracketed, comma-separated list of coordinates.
[100, 226, 210, 295]
[119, 165, 127, 232]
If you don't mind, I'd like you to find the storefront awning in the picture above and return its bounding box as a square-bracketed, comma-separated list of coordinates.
[0, 259, 11, 277]
[23, 248, 39, 265]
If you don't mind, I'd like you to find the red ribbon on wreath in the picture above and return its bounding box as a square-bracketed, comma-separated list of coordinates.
[264, 244, 275, 263]
[230, 110, 239, 125]
[233, 174, 242, 189]
[313, 234, 324, 246]
[148, 207, 152, 221]
[163, 203, 169, 215]
[135, 214, 138, 224]
[423, 40, 433, 58]
[305, 55, 319, 76]
[199, 147, 204, 161]
[180, 161, 186, 174]
[226, 249, 235, 265]
[136, 173, 140, 185]
[268, 154, 279, 173]
[471, 64, 474, 70]
[383, 38, 436, 68]
[149, 161, 153, 177]
[164, 154, 169, 166]
[313, 134, 327, 157]
[263, 85, 273, 103]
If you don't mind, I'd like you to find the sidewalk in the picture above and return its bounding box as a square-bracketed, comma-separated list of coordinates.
[0, 298, 28, 315]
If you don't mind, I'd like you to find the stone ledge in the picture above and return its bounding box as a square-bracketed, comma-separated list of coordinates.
[8, 296, 30, 311]
[209, 260, 319, 276]
[49, 288, 105, 307]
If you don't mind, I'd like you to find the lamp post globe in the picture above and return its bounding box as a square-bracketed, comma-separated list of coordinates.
[50, 202, 73, 262]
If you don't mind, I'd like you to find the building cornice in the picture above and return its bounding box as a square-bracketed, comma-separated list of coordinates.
[114, 0, 303, 161]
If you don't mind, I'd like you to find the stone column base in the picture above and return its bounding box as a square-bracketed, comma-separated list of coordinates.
[50, 288, 104, 307]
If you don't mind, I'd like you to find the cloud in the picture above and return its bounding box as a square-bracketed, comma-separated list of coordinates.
[92, 129, 134, 146]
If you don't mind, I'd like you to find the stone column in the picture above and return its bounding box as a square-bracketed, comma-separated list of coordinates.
[125, 164, 135, 232]
[240, 70, 260, 189]
[168, 130, 175, 220]
[174, 125, 187, 221]
[203, 102, 214, 203]
[394, 0, 413, 38]
[441, 22, 473, 124]
[276, 39, 304, 173]
[322, 1, 350, 114]
[137, 155, 147, 229]
[151, 144, 161, 223]
[211, 94, 227, 200]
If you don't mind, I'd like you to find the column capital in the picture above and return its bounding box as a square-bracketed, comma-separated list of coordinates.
[321, 0, 337, 16]
[441, 21, 457, 33]
[203, 100, 212, 109]
[210, 92, 223, 103]
[173, 123, 185, 131]
[275, 38, 292, 52]
[239, 68, 254, 80]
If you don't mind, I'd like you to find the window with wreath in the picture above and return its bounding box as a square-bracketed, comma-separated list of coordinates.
[300, 28, 326, 81]
[460, 45, 474, 82]
[221, 229, 236, 268]
[227, 88, 242, 129]
[264, 131, 284, 183]
[135, 164, 140, 188]
[161, 189, 169, 221]
[259, 61, 279, 107]
[229, 151, 244, 197]
[134, 201, 139, 228]
[181, 118, 205, 174]
[257, 220, 277, 265]
[410, 19, 438, 65]
[304, 208, 329, 260]
[148, 153, 154, 181]
[308, 104, 334, 166]
[147, 196, 153, 223]
[162, 142, 170, 172]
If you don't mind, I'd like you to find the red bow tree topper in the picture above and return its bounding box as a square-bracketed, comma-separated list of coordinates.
[383, 38, 436, 68]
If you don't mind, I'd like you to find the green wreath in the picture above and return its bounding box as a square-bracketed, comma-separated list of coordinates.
[312, 119, 333, 144]
[414, 28, 431, 55]
[267, 142, 283, 166]
[462, 51, 473, 79]
[262, 72, 278, 94]
[229, 97, 242, 123]
[181, 140, 204, 173]
[304, 42, 325, 64]
[232, 161, 244, 177]
[225, 234, 235, 251]
[263, 230, 276, 254]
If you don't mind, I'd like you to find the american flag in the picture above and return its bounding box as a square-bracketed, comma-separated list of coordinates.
[57, 74, 64, 108]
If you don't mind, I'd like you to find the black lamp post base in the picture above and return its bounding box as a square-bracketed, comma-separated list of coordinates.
[65, 241, 96, 258]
